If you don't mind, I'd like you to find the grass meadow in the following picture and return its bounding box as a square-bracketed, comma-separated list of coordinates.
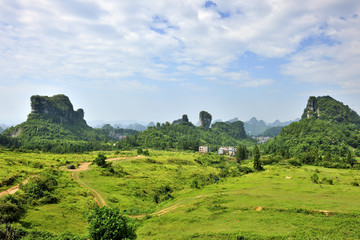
[1, 148, 360, 239]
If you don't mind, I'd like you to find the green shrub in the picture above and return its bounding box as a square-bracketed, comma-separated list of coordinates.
[351, 181, 359, 186]
[288, 159, 302, 166]
[88, 207, 136, 240]
[322, 177, 334, 185]
[93, 153, 107, 167]
[311, 173, 319, 184]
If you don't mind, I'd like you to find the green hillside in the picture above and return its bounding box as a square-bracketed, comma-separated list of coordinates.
[1, 150, 360, 239]
[265, 96, 360, 166]
[117, 118, 251, 151]
[2, 95, 119, 153]
[301, 96, 360, 126]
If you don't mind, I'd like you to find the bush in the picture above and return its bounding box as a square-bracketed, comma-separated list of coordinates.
[311, 173, 319, 184]
[22, 170, 59, 203]
[288, 159, 302, 166]
[322, 177, 334, 185]
[237, 166, 253, 174]
[351, 181, 359, 186]
[137, 148, 143, 155]
[93, 153, 107, 167]
[88, 207, 136, 240]
[261, 155, 281, 165]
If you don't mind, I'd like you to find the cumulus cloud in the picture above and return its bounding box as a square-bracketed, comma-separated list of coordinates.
[0, 0, 359, 92]
[282, 14, 360, 93]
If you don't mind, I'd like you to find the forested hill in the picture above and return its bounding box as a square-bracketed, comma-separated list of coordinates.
[4, 94, 98, 141]
[301, 96, 360, 126]
[117, 114, 251, 151]
[265, 96, 360, 166]
[1, 95, 124, 152]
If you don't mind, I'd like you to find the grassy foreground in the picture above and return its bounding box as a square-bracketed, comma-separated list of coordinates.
[1, 149, 360, 239]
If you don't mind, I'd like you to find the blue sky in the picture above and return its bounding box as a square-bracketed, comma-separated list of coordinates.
[1, 0, 360, 125]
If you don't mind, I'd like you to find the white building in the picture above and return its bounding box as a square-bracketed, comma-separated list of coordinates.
[199, 146, 209, 153]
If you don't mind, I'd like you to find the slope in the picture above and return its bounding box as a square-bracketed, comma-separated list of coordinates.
[265, 96, 360, 165]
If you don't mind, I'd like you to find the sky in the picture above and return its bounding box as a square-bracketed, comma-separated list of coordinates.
[1, 0, 360, 125]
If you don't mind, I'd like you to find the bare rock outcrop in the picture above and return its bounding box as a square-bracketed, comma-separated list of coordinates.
[199, 111, 212, 128]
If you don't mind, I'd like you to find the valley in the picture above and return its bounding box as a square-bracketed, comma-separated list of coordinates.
[1, 94, 360, 239]
[1, 149, 360, 239]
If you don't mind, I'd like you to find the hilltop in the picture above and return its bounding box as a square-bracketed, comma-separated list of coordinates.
[301, 96, 360, 126]
[4, 95, 95, 141]
[2, 95, 130, 152]
[265, 96, 360, 166]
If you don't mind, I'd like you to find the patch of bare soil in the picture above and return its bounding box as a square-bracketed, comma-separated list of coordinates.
[0, 178, 30, 197]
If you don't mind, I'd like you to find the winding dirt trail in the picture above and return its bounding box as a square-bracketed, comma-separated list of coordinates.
[67, 155, 145, 207]
[0, 178, 30, 198]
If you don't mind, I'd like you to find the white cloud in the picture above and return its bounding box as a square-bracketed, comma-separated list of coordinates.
[0, 0, 360, 93]
[282, 14, 360, 93]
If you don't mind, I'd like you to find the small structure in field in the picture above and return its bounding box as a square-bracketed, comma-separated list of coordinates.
[68, 165, 75, 169]
[199, 146, 209, 153]
[218, 146, 236, 156]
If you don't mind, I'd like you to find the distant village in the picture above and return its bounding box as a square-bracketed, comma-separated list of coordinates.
[252, 136, 272, 144]
[199, 136, 272, 155]
[199, 146, 236, 156]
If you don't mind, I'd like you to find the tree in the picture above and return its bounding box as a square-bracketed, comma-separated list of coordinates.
[137, 148, 143, 155]
[236, 145, 248, 163]
[347, 151, 355, 167]
[93, 153, 107, 167]
[324, 152, 332, 162]
[88, 207, 136, 240]
[253, 145, 263, 171]
[0, 195, 26, 240]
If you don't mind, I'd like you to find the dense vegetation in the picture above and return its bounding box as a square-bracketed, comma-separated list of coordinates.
[265, 96, 360, 168]
[115, 120, 251, 151]
[1, 95, 138, 153]
[1, 149, 360, 239]
[301, 96, 360, 126]
[1, 94, 360, 239]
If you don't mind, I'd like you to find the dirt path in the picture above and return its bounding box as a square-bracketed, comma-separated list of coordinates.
[0, 178, 30, 198]
[130, 204, 181, 219]
[72, 171, 107, 207]
[66, 155, 145, 207]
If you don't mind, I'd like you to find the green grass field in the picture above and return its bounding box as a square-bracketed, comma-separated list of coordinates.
[1, 149, 360, 239]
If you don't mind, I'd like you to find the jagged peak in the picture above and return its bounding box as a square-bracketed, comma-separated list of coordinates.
[29, 94, 86, 125]
[301, 95, 360, 126]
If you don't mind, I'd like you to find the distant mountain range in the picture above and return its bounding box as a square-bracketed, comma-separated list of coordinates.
[89, 117, 298, 135]
[88, 120, 154, 131]
[243, 117, 299, 136]
[213, 117, 298, 136]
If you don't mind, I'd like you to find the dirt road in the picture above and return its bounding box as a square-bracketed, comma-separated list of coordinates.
[0, 178, 29, 198]
[67, 155, 145, 207]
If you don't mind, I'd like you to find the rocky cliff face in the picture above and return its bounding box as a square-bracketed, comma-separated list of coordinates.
[302, 96, 320, 119]
[199, 111, 212, 128]
[30, 94, 86, 125]
[172, 114, 190, 125]
[301, 96, 360, 126]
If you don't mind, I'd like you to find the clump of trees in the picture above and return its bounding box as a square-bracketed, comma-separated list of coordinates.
[0, 195, 26, 239]
[236, 145, 249, 163]
[93, 153, 107, 167]
[253, 145, 263, 171]
[88, 207, 136, 240]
